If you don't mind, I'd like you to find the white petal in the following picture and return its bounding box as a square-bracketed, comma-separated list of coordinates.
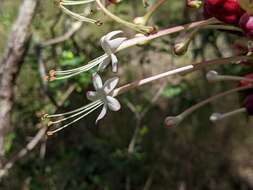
[109, 37, 127, 52]
[105, 30, 123, 41]
[111, 54, 118, 72]
[92, 73, 103, 90]
[98, 56, 110, 71]
[86, 91, 98, 101]
[100, 35, 111, 53]
[106, 96, 121, 111]
[103, 77, 119, 94]
[96, 105, 107, 123]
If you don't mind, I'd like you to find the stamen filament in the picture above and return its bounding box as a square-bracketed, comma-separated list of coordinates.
[46, 100, 102, 118]
[95, 0, 155, 34]
[60, 4, 100, 24]
[48, 101, 103, 125]
[47, 103, 103, 135]
[54, 55, 107, 75]
[60, 0, 95, 6]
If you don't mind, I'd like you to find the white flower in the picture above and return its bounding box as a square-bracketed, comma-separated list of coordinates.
[98, 30, 127, 72]
[48, 30, 127, 81]
[87, 73, 121, 123]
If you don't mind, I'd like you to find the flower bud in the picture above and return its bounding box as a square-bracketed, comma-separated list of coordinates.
[209, 113, 223, 122]
[206, 70, 219, 82]
[173, 30, 197, 55]
[164, 116, 183, 128]
[239, 13, 253, 37]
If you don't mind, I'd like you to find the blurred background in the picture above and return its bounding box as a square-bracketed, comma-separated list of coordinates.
[1, 0, 253, 189]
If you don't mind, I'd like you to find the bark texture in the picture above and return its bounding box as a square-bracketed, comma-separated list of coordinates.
[0, 0, 39, 165]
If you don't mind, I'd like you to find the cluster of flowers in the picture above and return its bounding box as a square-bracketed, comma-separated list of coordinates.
[203, 0, 253, 36]
[43, 0, 253, 135]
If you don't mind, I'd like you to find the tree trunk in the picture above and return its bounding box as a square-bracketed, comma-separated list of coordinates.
[0, 0, 39, 166]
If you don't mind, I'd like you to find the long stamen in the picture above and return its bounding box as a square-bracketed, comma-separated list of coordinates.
[47, 55, 108, 81]
[59, 4, 102, 25]
[47, 101, 103, 125]
[95, 0, 155, 34]
[60, 0, 95, 6]
[45, 100, 102, 118]
[54, 55, 107, 75]
[47, 103, 103, 135]
[210, 108, 247, 122]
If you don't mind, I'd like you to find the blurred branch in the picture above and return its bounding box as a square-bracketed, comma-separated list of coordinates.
[126, 82, 166, 190]
[127, 82, 166, 154]
[40, 21, 83, 47]
[0, 84, 76, 180]
[0, 0, 39, 167]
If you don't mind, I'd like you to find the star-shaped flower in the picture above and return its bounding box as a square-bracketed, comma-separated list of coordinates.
[87, 73, 121, 122]
[48, 30, 127, 81]
[98, 30, 127, 72]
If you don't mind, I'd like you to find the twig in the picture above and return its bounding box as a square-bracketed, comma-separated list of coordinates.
[40, 22, 83, 47]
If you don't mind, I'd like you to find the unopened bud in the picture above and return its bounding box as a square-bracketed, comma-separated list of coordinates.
[173, 29, 197, 55]
[164, 115, 183, 128]
[133, 17, 146, 26]
[206, 70, 219, 82]
[209, 113, 222, 122]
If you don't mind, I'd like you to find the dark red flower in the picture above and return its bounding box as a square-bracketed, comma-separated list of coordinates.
[204, 0, 245, 25]
[239, 13, 253, 37]
[244, 93, 253, 115]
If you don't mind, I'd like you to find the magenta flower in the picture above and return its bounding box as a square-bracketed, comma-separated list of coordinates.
[204, 0, 245, 25]
[239, 13, 253, 37]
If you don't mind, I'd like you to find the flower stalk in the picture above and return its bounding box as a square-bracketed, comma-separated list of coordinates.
[210, 108, 247, 122]
[164, 86, 253, 127]
[44, 54, 252, 135]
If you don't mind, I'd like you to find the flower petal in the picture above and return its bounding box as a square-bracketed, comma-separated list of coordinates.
[86, 91, 98, 101]
[100, 35, 111, 53]
[111, 54, 118, 72]
[109, 37, 127, 52]
[98, 56, 111, 71]
[96, 105, 107, 123]
[93, 73, 103, 90]
[106, 96, 121, 111]
[103, 77, 119, 94]
[105, 30, 123, 41]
